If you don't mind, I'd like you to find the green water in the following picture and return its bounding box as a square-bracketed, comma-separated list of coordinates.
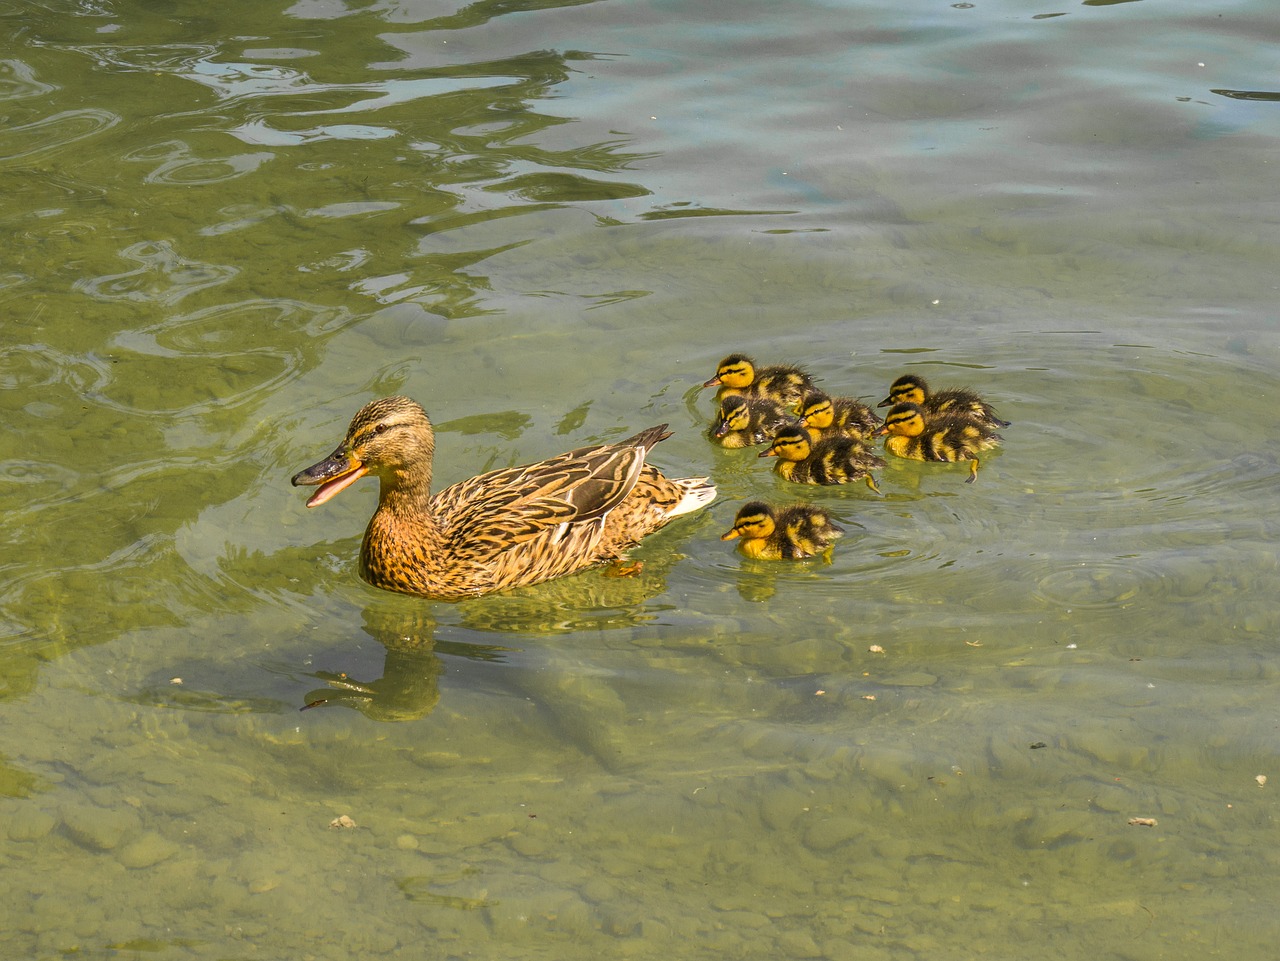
[3, 0, 1279, 958]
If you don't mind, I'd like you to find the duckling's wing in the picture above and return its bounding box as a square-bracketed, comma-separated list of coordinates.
[437, 429, 665, 555]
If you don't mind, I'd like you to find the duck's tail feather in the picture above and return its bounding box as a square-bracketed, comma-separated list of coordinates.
[667, 477, 716, 517]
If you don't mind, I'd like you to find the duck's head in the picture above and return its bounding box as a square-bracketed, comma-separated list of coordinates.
[713, 395, 752, 437]
[874, 402, 927, 438]
[759, 426, 813, 462]
[291, 396, 434, 507]
[798, 391, 834, 429]
[704, 353, 755, 389]
[720, 501, 778, 541]
[878, 374, 929, 408]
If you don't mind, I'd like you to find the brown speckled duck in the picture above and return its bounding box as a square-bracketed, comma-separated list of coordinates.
[291, 396, 716, 599]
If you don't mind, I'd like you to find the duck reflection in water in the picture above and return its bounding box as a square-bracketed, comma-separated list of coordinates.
[301, 552, 685, 719]
[301, 605, 507, 721]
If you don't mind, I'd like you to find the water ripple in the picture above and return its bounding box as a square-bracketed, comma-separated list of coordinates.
[124, 139, 274, 186]
[0, 58, 56, 101]
[0, 343, 113, 393]
[1032, 560, 1151, 611]
[74, 240, 237, 305]
[91, 299, 348, 416]
[0, 108, 118, 163]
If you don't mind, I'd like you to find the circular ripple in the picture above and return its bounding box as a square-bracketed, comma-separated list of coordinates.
[1033, 561, 1149, 610]
[0, 344, 113, 393]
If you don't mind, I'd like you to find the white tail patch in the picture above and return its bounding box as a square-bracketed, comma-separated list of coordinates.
[668, 477, 716, 517]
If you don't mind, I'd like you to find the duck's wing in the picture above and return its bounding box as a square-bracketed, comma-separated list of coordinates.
[437, 426, 670, 557]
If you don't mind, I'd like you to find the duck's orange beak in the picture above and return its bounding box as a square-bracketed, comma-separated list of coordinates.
[291, 447, 368, 508]
[720, 527, 741, 541]
[758, 447, 777, 458]
[703, 375, 722, 388]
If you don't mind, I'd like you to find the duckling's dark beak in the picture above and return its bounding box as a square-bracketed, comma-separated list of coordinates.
[876, 396, 892, 408]
[703, 375, 722, 388]
[720, 528, 741, 541]
[871, 425, 889, 437]
[291, 446, 368, 508]
[758, 447, 777, 458]
[712, 420, 731, 438]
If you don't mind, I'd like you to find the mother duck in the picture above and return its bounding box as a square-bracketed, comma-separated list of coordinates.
[292, 396, 715, 599]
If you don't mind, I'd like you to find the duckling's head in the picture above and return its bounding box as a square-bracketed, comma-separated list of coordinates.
[713, 395, 752, 437]
[878, 374, 929, 408]
[704, 353, 756, 389]
[292, 396, 434, 507]
[798, 391, 834, 429]
[720, 501, 778, 541]
[760, 425, 813, 462]
[874, 402, 927, 438]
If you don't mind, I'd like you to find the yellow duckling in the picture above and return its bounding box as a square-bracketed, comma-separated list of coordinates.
[702, 353, 815, 407]
[291, 396, 716, 599]
[874, 402, 1002, 483]
[797, 390, 881, 441]
[759, 425, 884, 492]
[710, 395, 798, 448]
[877, 373, 1010, 428]
[720, 501, 844, 560]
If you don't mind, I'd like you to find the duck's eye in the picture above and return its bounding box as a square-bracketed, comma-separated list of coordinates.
[373, 422, 390, 434]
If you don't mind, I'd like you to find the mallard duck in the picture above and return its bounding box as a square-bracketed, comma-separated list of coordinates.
[874, 402, 1002, 483]
[720, 501, 844, 560]
[291, 396, 716, 599]
[797, 390, 881, 441]
[710, 395, 798, 448]
[702, 353, 815, 407]
[759, 425, 885, 492]
[877, 373, 1010, 428]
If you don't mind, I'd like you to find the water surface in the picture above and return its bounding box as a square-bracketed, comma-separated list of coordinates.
[2, 0, 1279, 958]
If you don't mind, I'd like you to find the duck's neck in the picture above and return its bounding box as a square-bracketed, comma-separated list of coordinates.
[359, 465, 446, 590]
[378, 463, 435, 519]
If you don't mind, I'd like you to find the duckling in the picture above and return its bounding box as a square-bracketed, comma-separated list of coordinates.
[710, 395, 799, 448]
[720, 501, 844, 560]
[702, 353, 815, 407]
[797, 390, 881, 441]
[877, 373, 1010, 428]
[759, 425, 885, 492]
[874, 402, 1002, 483]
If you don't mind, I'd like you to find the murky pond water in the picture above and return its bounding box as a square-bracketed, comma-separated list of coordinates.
[2, 0, 1278, 958]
